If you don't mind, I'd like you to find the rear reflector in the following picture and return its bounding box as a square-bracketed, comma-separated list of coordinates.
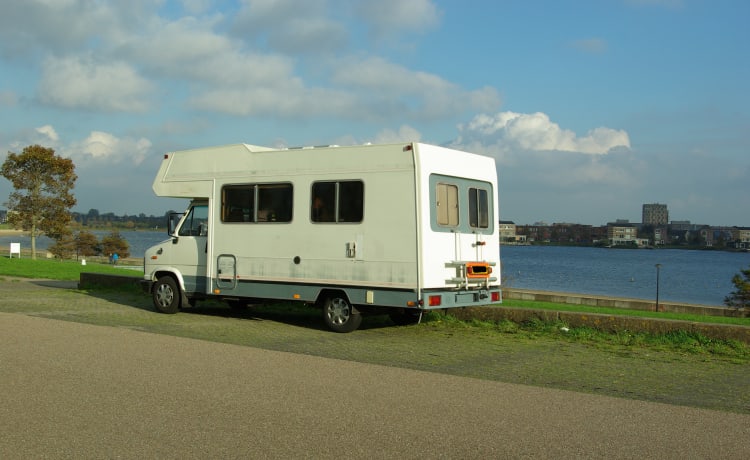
[491, 291, 501, 302]
[428, 295, 442, 307]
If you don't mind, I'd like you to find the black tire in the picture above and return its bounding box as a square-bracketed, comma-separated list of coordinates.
[153, 276, 180, 314]
[322, 295, 362, 333]
[389, 310, 422, 326]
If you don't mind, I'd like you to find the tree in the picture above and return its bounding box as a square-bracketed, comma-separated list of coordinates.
[101, 230, 130, 259]
[724, 266, 750, 313]
[48, 229, 76, 260]
[75, 230, 100, 259]
[1, 145, 77, 259]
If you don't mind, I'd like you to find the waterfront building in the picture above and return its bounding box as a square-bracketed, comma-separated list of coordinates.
[730, 227, 750, 249]
[607, 221, 649, 246]
[642, 203, 669, 226]
[499, 221, 520, 243]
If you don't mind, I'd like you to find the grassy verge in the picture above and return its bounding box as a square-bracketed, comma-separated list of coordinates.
[501, 298, 750, 326]
[1, 256, 747, 328]
[0, 256, 141, 280]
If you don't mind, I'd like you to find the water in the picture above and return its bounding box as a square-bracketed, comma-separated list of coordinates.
[0, 230, 168, 259]
[3, 231, 747, 306]
[501, 245, 749, 306]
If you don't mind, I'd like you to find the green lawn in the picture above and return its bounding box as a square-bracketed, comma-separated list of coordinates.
[0, 256, 141, 280]
[501, 298, 750, 326]
[1, 255, 747, 328]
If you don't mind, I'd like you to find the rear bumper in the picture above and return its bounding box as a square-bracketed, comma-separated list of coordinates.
[421, 287, 501, 309]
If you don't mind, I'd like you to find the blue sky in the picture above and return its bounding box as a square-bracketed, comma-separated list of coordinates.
[1, 0, 748, 226]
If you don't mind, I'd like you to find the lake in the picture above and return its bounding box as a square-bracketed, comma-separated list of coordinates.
[2, 231, 746, 306]
[0, 230, 168, 261]
[501, 245, 749, 306]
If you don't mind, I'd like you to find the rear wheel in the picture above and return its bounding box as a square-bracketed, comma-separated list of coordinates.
[153, 276, 180, 314]
[322, 295, 362, 333]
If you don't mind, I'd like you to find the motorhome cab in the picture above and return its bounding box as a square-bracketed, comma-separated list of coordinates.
[141, 142, 501, 332]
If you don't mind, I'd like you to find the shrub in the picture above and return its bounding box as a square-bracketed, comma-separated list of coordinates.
[724, 266, 750, 313]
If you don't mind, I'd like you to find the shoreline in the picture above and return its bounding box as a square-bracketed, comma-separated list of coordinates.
[0, 229, 25, 236]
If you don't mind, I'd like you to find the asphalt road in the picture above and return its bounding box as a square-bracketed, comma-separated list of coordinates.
[1, 312, 748, 459]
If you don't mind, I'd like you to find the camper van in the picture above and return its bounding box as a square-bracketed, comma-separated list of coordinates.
[140, 142, 501, 332]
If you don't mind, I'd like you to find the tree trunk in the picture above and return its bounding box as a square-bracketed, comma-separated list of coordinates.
[31, 222, 37, 260]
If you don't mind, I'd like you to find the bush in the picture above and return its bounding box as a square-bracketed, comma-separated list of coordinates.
[724, 266, 750, 313]
[100, 230, 130, 259]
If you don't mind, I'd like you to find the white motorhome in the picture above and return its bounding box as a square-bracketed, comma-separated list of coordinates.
[141, 142, 501, 332]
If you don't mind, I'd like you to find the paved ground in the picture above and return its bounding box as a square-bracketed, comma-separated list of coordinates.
[1, 312, 748, 459]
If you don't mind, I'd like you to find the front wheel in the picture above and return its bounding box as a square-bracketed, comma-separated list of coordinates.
[153, 276, 180, 314]
[322, 295, 362, 333]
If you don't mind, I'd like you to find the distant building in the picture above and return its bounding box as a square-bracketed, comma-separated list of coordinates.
[607, 221, 649, 246]
[499, 221, 520, 243]
[642, 203, 668, 226]
[0, 209, 6, 223]
[730, 227, 750, 249]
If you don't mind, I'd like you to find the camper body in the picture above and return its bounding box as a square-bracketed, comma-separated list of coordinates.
[141, 142, 501, 332]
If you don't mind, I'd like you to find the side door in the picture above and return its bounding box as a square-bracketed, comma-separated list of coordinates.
[172, 203, 209, 294]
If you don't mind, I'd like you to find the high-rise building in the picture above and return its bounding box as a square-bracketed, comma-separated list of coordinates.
[642, 203, 668, 226]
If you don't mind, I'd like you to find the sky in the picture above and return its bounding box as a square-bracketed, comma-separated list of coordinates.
[0, 0, 748, 226]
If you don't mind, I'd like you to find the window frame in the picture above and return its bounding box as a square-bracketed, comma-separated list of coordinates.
[311, 180, 364, 224]
[221, 182, 293, 224]
[429, 174, 494, 235]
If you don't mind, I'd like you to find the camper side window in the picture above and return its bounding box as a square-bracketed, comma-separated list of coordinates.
[469, 187, 489, 229]
[311, 180, 363, 223]
[436, 183, 459, 227]
[221, 183, 293, 223]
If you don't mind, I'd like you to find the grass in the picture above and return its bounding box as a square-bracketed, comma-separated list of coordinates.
[501, 298, 750, 326]
[422, 310, 749, 361]
[1, 255, 747, 327]
[1, 255, 748, 359]
[0, 255, 141, 280]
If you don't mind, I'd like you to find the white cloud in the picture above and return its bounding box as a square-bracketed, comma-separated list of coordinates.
[69, 131, 152, 166]
[231, 0, 348, 55]
[330, 57, 501, 119]
[356, 0, 441, 38]
[371, 125, 423, 144]
[456, 112, 630, 154]
[35, 125, 59, 143]
[37, 55, 153, 112]
[180, 0, 212, 15]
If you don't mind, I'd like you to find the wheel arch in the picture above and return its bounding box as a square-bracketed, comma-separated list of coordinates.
[314, 288, 351, 308]
[149, 268, 186, 292]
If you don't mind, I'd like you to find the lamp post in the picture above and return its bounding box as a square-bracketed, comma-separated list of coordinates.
[655, 263, 662, 312]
